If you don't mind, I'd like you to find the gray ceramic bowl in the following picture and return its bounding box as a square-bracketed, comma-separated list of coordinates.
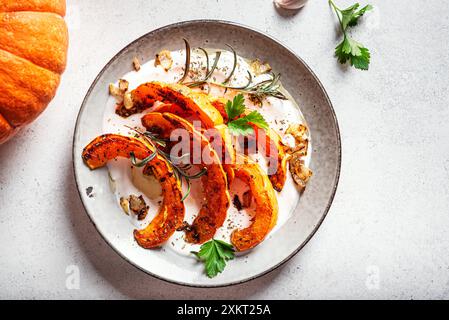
[72, 20, 341, 287]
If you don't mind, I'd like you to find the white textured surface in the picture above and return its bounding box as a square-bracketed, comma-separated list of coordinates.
[1, 0, 448, 299]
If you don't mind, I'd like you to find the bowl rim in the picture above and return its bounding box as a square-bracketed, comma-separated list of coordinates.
[72, 19, 341, 288]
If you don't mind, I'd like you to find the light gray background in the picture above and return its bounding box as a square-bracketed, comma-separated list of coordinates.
[0, 0, 448, 299]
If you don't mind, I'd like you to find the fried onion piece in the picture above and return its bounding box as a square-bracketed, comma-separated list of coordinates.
[141, 112, 231, 244]
[154, 50, 173, 71]
[117, 82, 223, 128]
[231, 155, 278, 251]
[81, 134, 184, 248]
[285, 123, 309, 156]
[289, 151, 313, 193]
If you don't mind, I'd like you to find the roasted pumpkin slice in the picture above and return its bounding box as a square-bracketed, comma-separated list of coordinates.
[117, 81, 235, 180]
[231, 155, 278, 251]
[253, 126, 290, 192]
[142, 108, 236, 183]
[209, 98, 289, 192]
[81, 134, 185, 249]
[210, 98, 228, 122]
[134, 157, 185, 248]
[206, 123, 236, 183]
[117, 81, 223, 128]
[82, 134, 151, 169]
[141, 112, 231, 244]
[140, 111, 174, 139]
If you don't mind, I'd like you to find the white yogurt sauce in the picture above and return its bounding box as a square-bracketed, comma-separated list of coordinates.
[102, 49, 311, 255]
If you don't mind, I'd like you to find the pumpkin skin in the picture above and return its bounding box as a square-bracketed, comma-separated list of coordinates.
[212, 99, 290, 191]
[231, 155, 279, 251]
[141, 112, 231, 244]
[0, 0, 66, 15]
[0, 0, 68, 144]
[82, 134, 185, 249]
[121, 81, 224, 128]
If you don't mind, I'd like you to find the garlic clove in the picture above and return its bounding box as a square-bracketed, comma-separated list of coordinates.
[274, 0, 308, 10]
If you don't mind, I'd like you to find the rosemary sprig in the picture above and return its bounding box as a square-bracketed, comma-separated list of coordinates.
[179, 167, 207, 201]
[205, 72, 286, 104]
[130, 151, 157, 167]
[222, 44, 237, 84]
[126, 126, 207, 201]
[240, 72, 287, 104]
[181, 167, 207, 179]
[198, 47, 209, 74]
[178, 38, 191, 84]
[179, 39, 286, 102]
[181, 182, 191, 202]
[187, 51, 222, 88]
[230, 71, 253, 90]
[157, 148, 190, 162]
[143, 131, 167, 147]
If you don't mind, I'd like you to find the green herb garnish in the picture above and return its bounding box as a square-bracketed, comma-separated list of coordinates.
[225, 94, 269, 136]
[188, 51, 221, 88]
[238, 72, 286, 104]
[198, 47, 210, 74]
[143, 131, 167, 147]
[329, 1, 372, 70]
[126, 126, 207, 201]
[178, 38, 191, 83]
[192, 239, 235, 278]
[179, 39, 286, 102]
[222, 44, 237, 84]
[129, 151, 157, 167]
[225, 93, 246, 119]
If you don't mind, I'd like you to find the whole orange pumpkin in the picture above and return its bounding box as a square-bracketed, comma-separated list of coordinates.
[0, 0, 68, 144]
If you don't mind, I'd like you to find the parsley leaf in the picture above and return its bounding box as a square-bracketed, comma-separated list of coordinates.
[228, 118, 254, 136]
[335, 36, 371, 70]
[350, 47, 370, 70]
[329, 1, 372, 70]
[244, 111, 269, 130]
[225, 94, 246, 120]
[347, 4, 373, 27]
[192, 239, 235, 278]
[225, 94, 269, 136]
[339, 3, 361, 30]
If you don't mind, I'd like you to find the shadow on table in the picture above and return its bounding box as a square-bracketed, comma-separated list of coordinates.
[64, 166, 285, 299]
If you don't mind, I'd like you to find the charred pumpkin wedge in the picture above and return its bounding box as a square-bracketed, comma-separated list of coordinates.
[134, 157, 185, 249]
[117, 82, 223, 128]
[210, 98, 228, 122]
[210, 98, 289, 192]
[253, 126, 290, 192]
[212, 124, 236, 183]
[81, 134, 185, 249]
[231, 155, 278, 251]
[121, 82, 236, 181]
[82, 134, 150, 169]
[141, 108, 235, 183]
[141, 112, 231, 244]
